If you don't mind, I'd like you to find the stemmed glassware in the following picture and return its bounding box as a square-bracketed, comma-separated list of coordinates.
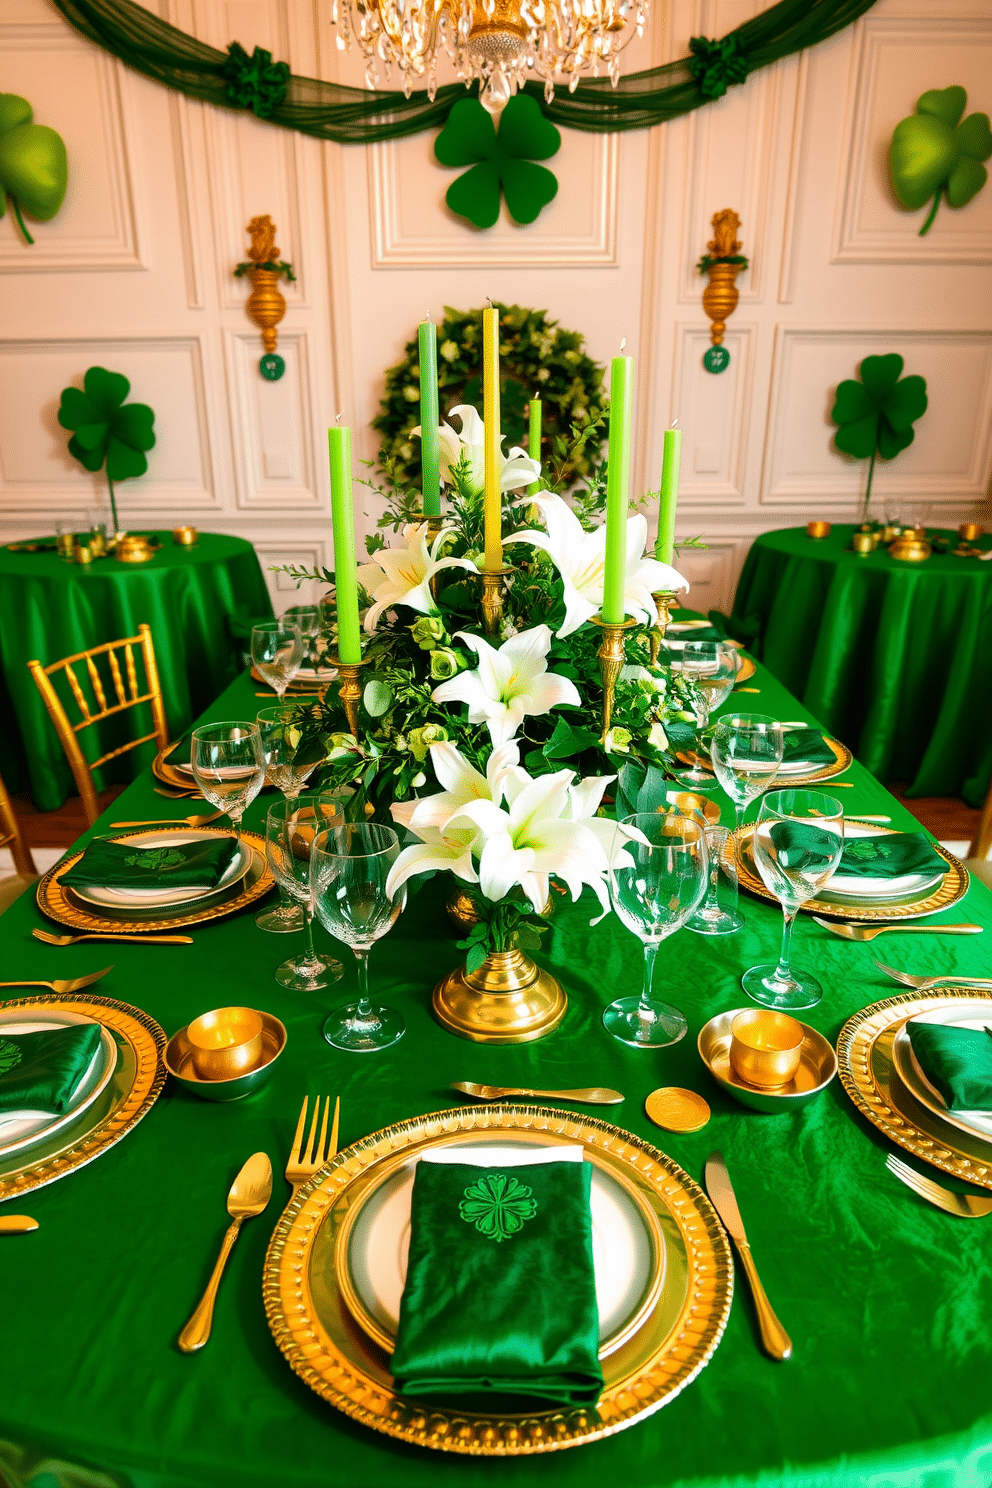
[664, 641, 741, 785]
[743, 789, 844, 1010]
[685, 820, 743, 936]
[283, 605, 322, 671]
[710, 713, 785, 829]
[190, 722, 265, 849]
[251, 620, 304, 698]
[265, 796, 343, 991]
[311, 823, 407, 1053]
[604, 811, 709, 1048]
[254, 704, 321, 933]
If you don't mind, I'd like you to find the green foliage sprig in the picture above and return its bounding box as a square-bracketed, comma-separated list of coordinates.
[233, 259, 296, 280]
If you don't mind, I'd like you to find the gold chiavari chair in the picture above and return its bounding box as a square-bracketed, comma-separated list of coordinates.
[27, 623, 169, 828]
[0, 767, 38, 915]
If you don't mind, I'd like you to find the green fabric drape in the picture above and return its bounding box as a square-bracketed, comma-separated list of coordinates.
[2, 658, 992, 1488]
[0, 532, 272, 811]
[48, 0, 878, 145]
[730, 525, 992, 807]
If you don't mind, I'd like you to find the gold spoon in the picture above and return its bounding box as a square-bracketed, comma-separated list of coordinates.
[0, 967, 114, 995]
[814, 918, 982, 942]
[452, 1081, 624, 1105]
[33, 930, 193, 947]
[0, 1216, 39, 1235]
[178, 1152, 272, 1353]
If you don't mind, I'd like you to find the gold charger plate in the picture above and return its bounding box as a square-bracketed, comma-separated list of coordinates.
[152, 740, 200, 791]
[36, 829, 273, 933]
[0, 993, 165, 1201]
[263, 1104, 733, 1457]
[729, 823, 968, 923]
[677, 734, 850, 785]
[837, 989, 992, 1191]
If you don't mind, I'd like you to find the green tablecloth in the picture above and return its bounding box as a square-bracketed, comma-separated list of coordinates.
[729, 525, 992, 807]
[0, 532, 272, 811]
[2, 662, 992, 1488]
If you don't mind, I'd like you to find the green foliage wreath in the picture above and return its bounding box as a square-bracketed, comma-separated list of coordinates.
[372, 303, 606, 490]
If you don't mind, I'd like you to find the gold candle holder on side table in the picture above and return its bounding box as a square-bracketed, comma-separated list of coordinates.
[478, 566, 514, 635]
[649, 589, 678, 668]
[589, 614, 637, 741]
[330, 654, 370, 738]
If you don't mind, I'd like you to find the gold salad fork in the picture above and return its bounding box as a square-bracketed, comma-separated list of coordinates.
[874, 959, 992, 991]
[109, 810, 226, 828]
[285, 1095, 340, 1196]
[0, 967, 114, 995]
[885, 1154, 992, 1218]
[814, 918, 982, 942]
[33, 929, 192, 947]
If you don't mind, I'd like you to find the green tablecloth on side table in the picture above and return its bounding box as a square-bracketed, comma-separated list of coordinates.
[729, 524, 992, 807]
[2, 662, 992, 1488]
[0, 532, 273, 810]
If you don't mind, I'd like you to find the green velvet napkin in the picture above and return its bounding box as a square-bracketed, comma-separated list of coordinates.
[61, 836, 239, 890]
[390, 1158, 603, 1407]
[0, 1023, 102, 1115]
[833, 833, 946, 880]
[907, 1021, 992, 1110]
[780, 728, 836, 767]
[165, 732, 193, 768]
[767, 820, 842, 877]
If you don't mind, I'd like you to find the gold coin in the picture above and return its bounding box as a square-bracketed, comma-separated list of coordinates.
[645, 1087, 711, 1133]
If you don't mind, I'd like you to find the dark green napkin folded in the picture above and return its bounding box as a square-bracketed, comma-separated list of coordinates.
[390, 1159, 603, 1407]
[165, 732, 193, 768]
[780, 728, 837, 767]
[907, 1021, 992, 1111]
[833, 832, 946, 880]
[61, 835, 239, 891]
[767, 820, 842, 877]
[0, 1023, 102, 1115]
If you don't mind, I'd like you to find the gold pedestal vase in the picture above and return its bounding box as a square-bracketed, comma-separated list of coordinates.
[433, 949, 567, 1044]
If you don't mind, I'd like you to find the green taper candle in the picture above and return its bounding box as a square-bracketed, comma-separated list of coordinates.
[327, 425, 362, 664]
[656, 425, 681, 563]
[528, 395, 542, 496]
[418, 319, 441, 516]
[602, 354, 633, 623]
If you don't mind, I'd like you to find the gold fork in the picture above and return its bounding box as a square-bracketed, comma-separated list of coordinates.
[108, 810, 226, 828]
[885, 1154, 992, 1218]
[33, 929, 193, 947]
[874, 959, 992, 991]
[154, 786, 202, 800]
[285, 1095, 341, 1196]
[814, 918, 983, 942]
[0, 967, 114, 994]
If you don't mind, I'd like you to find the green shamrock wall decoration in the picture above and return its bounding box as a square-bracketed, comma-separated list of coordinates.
[0, 94, 68, 245]
[831, 354, 927, 521]
[58, 367, 156, 534]
[890, 87, 991, 235]
[435, 95, 560, 231]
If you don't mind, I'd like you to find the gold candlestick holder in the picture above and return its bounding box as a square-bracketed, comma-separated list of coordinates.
[649, 590, 679, 668]
[330, 654, 370, 738]
[478, 566, 514, 635]
[589, 615, 637, 741]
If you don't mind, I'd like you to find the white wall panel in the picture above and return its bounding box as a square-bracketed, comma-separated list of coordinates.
[225, 331, 320, 507]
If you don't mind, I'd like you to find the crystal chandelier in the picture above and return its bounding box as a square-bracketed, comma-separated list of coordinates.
[331, 0, 650, 112]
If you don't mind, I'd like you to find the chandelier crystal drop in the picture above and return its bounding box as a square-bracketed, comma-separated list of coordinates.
[331, 0, 649, 112]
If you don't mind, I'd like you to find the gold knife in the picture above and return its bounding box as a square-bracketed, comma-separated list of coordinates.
[704, 1151, 792, 1361]
[0, 1215, 39, 1234]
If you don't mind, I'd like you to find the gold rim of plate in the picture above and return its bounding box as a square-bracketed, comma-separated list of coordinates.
[678, 735, 851, 786]
[836, 989, 992, 1190]
[36, 829, 273, 933]
[262, 1104, 733, 1456]
[0, 993, 166, 1200]
[152, 740, 199, 790]
[729, 823, 968, 922]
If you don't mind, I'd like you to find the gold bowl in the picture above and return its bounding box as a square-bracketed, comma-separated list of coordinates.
[958, 522, 982, 542]
[165, 1011, 286, 1101]
[698, 1008, 836, 1112]
[115, 534, 155, 564]
[186, 1006, 264, 1081]
[807, 520, 831, 539]
[667, 790, 722, 826]
[729, 1009, 804, 1089]
[888, 533, 931, 563]
[173, 525, 199, 546]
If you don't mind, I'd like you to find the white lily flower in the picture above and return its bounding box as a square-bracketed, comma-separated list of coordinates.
[509, 493, 689, 639]
[385, 819, 481, 899]
[414, 405, 541, 499]
[355, 522, 477, 635]
[431, 623, 581, 747]
[405, 740, 526, 832]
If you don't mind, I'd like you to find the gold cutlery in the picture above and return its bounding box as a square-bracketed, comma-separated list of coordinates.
[885, 1154, 992, 1218]
[735, 687, 761, 693]
[0, 1215, 39, 1234]
[873, 959, 992, 991]
[154, 786, 202, 800]
[704, 1151, 792, 1360]
[178, 1152, 272, 1353]
[32, 929, 193, 947]
[285, 1095, 340, 1196]
[848, 815, 892, 824]
[0, 967, 113, 995]
[814, 918, 982, 942]
[108, 810, 226, 828]
[452, 1081, 624, 1105]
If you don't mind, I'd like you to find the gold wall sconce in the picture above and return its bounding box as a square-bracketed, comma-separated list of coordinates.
[234, 215, 295, 382]
[699, 209, 748, 374]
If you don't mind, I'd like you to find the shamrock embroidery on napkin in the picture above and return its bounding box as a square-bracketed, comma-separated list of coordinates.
[459, 1173, 538, 1242]
[0, 1039, 22, 1075]
[435, 96, 560, 231]
[845, 840, 893, 863]
[124, 847, 184, 870]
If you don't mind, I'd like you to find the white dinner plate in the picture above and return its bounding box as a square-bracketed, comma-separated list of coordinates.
[295, 664, 337, 682]
[71, 831, 251, 910]
[344, 1139, 664, 1358]
[892, 1003, 992, 1143]
[0, 1009, 118, 1160]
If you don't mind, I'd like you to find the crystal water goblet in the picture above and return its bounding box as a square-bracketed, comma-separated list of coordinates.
[190, 722, 265, 850]
[664, 640, 740, 785]
[251, 620, 304, 697]
[265, 796, 343, 991]
[283, 605, 321, 670]
[710, 713, 785, 829]
[742, 789, 844, 1011]
[254, 704, 321, 933]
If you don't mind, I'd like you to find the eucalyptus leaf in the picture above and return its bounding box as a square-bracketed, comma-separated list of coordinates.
[363, 678, 393, 717]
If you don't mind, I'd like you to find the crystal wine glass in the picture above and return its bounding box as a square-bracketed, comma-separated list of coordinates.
[743, 789, 844, 1011]
[265, 796, 343, 991]
[254, 704, 321, 933]
[710, 713, 785, 829]
[664, 640, 741, 785]
[190, 722, 265, 849]
[685, 819, 743, 936]
[311, 822, 406, 1053]
[251, 620, 304, 698]
[283, 605, 321, 670]
[604, 811, 709, 1048]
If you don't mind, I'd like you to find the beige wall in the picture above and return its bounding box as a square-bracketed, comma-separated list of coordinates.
[2, 0, 991, 616]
